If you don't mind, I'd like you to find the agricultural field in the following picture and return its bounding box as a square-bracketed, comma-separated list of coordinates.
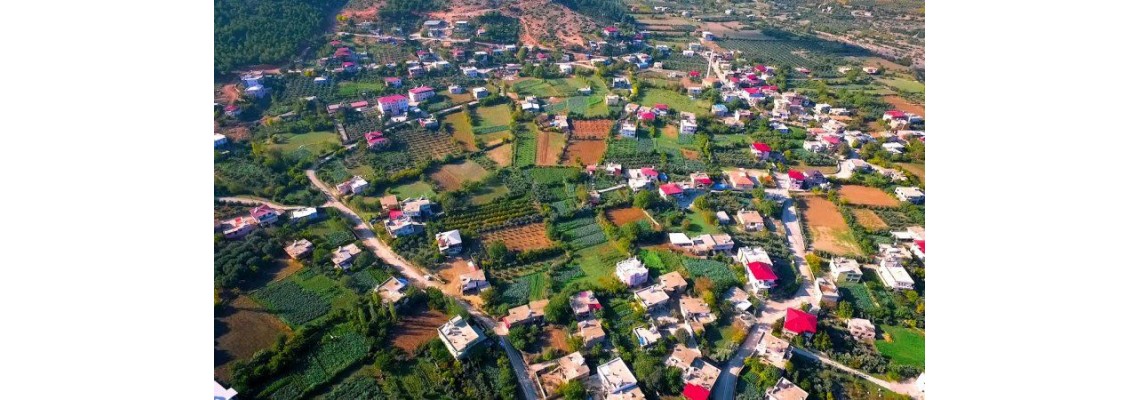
[717, 37, 873, 77]
[390, 308, 451, 355]
[444, 111, 477, 151]
[266, 131, 341, 156]
[573, 243, 625, 284]
[606, 207, 652, 226]
[801, 195, 863, 256]
[535, 131, 568, 166]
[878, 78, 925, 93]
[480, 222, 555, 251]
[440, 196, 539, 232]
[390, 126, 463, 162]
[473, 104, 512, 137]
[572, 119, 613, 139]
[555, 215, 608, 249]
[875, 325, 926, 368]
[512, 76, 606, 98]
[838, 282, 879, 314]
[682, 258, 739, 290]
[214, 295, 291, 381]
[485, 142, 514, 167]
[898, 163, 925, 183]
[639, 248, 684, 274]
[502, 273, 548, 306]
[251, 279, 331, 327]
[548, 94, 612, 117]
[639, 88, 711, 115]
[883, 95, 925, 114]
[853, 208, 890, 230]
[431, 160, 490, 191]
[469, 183, 511, 205]
[258, 326, 371, 399]
[530, 167, 579, 186]
[514, 125, 538, 168]
[562, 139, 606, 166]
[337, 81, 386, 97]
[838, 185, 900, 207]
[389, 180, 436, 199]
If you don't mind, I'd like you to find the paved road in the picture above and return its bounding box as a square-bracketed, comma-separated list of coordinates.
[304, 169, 540, 400]
[215, 196, 306, 210]
[710, 323, 763, 400]
[791, 347, 923, 399]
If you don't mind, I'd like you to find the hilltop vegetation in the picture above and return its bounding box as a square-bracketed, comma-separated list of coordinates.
[214, 0, 344, 73]
[552, 0, 633, 24]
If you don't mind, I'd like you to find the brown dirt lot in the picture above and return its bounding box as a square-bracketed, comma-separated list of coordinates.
[539, 326, 571, 353]
[214, 295, 291, 381]
[853, 209, 889, 230]
[486, 143, 513, 167]
[431, 160, 490, 191]
[607, 207, 655, 227]
[271, 260, 304, 282]
[882, 95, 925, 115]
[572, 120, 613, 139]
[682, 149, 701, 160]
[535, 131, 566, 166]
[801, 196, 863, 256]
[838, 185, 900, 207]
[221, 127, 251, 142]
[481, 223, 555, 251]
[562, 140, 606, 166]
[391, 309, 450, 355]
[436, 259, 485, 308]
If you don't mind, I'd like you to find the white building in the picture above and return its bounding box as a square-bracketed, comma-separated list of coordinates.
[615, 257, 649, 287]
[336, 175, 369, 195]
[829, 257, 863, 283]
[877, 253, 915, 291]
[597, 358, 644, 399]
[438, 316, 485, 359]
[894, 186, 925, 204]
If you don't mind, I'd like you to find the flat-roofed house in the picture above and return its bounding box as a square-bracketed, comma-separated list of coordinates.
[375, 277, 409, 305]
[597, 358, 645, 399]
[829, 258, 863, 283]
[616, 257, 649, 287]
[766, 377, 808, 400]
[531, 351, 590, 399]
[438, 316, 486, 359]
[503, 300, 550, 329]
[680, 295, 716, 332]
[811, 278, 840, 309]
[736, 210, 764, 231]
[577, 316, 607, 348]
[847, 318, 876, 343]
[435, 229, 463, 255]
[571, 290, 602, 317]
[330, 244, 362, 270]
[284, 239, 313, 259]
[658, 271, 688, 295]
[634, 285, 670, 312]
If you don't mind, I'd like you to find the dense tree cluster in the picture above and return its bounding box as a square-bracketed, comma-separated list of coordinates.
[214, 0, 342, 74]
[552, 0, 634, 24]
[214, 230, 282, 289]
[474, 12, 520, 44]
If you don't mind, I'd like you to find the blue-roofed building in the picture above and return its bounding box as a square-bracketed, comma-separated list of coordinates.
[711, 104, 728, 117]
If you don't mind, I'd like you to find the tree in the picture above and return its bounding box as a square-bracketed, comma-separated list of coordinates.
[487, 241, 511, 265]
[633, 189, 656, 209]
[772, 317, 784, 336]
[557, 380, 587, 400]
[836, 301, 854, 319]
[812, 330, 833, 352]
[545, 293, 572, 325]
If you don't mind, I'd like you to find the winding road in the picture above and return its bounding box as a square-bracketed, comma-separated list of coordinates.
[303, 169, 540, 400]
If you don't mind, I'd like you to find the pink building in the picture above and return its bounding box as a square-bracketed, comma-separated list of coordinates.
[377, 94, 409, 115]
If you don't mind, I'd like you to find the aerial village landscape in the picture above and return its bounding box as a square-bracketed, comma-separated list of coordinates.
[214, 0, 926, 399]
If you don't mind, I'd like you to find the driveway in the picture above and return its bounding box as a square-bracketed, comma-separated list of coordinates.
[710, 323, 763, 400]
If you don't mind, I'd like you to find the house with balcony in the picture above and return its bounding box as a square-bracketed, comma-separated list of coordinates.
[336, 175, 369, 195]
[597, 358, 644, 399]
[570, 290, 602, 317]
[634, 285, 670, 312]
[736, 210, 764, 231]
[283, 239, 313, 259]
[503, 299, 550, 329]
[375, 277, 409, 305]
[435, 230, 463, 255]
[829, 257, 863, 283]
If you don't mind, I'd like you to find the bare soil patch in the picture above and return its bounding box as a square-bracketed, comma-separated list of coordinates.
[436, 259, 486, 308]
[898, 163, 925, 183]
[539, 326, 571, 353]
[214, 295, 291, 381]
[681, 149, 701, 160]
[481, 223, 554, 251]
[535, 131, 566, 166]
[572, 120, 613, 139]
[838, 185, 900, 207]
[220, 127, 251, 142]
[271, 259, 304, 282]
[801, 195, 863, 256]
[486, 142, 513, 166]
[882, 95, 925, 114]
[853, 209, 889, 230]
[562, 140, 606, 166]
[431, 160, 490, 191]
[607, 207, 653, 226]
[391, 309, 450, 355]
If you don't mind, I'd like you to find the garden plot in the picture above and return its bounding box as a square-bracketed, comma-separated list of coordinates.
[852, 208, 889, 230]
[481, 222, 555, 251]
[390, 309, 450, 355]
[214, 295, 291, 382]
[838, 185, 900, 207]
[606, 207, 654, 227]
[535, 131, 568, 166]
[801, 196, 864, 256]
[430, 160, 490, 191]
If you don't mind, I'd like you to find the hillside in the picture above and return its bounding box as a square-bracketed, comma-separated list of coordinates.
[426, 0, 608, 47]
[214, 0, 345, 74]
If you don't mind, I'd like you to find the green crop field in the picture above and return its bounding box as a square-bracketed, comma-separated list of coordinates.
[838, 282, 878, 313]
[514, 125, 537, 167]
[682, 258, 738, 290]
[337, 81, 386, 97]
[879, 78, 925, 93]
[574, 243, 624, 284]
[252, 280, 331, 327]
[876, 325, 925, 368]
[639, 88, 711, 115]
[512, 76, 606, 98]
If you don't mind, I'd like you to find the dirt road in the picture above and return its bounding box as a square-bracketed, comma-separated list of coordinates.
[791, 347, 924, 399]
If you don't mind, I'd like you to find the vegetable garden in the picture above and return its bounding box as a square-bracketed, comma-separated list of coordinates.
[252, 280, 332, 327]
[440, 196, 539, 232]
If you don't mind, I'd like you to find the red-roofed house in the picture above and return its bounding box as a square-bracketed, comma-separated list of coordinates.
[682, 383, 711, 400]
[659, 183, 684, 200]
[388, 210, 404, 220]
[883, 110, 907, 120]
[250, 205, 280, 224]
[655, 103, 669, 112]
[787, 170, 806, 190]
[350, 100, 369, 110]
[754, 65, 767, 73]
[408, 86, 435, 102]
[603, 26, 619, 37]
[689, 70, 701, 79]
[742, 87, 763, 100]
[760, 85, 780, 95]
[639, 111, 656, 121]
[689, 172, 713, 189]
[911, 240, 925, 260]
[750, 142, 771, 159]
[784, 308, 818, 337]
[746, 262, 777, 294]
[365, 132, 390, 149]
[384, 77, 403, 88]
[787, 169, 824, 190]
[377, 94, 409, 115]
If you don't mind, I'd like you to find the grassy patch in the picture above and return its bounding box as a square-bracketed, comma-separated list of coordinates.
[573, 243, 623, 284]
[879, 78, 925, 93]
[639, 88, 711, 115]
[389, 180, 436, 199]
[267, 131, 341, 155]
[875, 325, 925, 368]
